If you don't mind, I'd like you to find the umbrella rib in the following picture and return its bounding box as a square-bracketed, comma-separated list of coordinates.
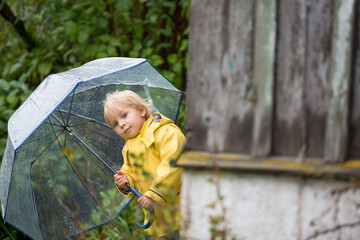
[49, 115, 115, 220]
[22, 129, 62, 146]
[30, 129, 65, 166]
[29, 162, 43, 240]
[71, 130, 116, 174]
[50, 110, 64, 126]
[50, 125, 113, 221]
[68, 86, 101, 126]
[66, 90, 75, 125]
[52, 114, 116, 174]
[67, 121, 92, 127]
[64, 129, 68, 148]
[57, 109, 112, 129]
[44, 121, 63, 128]
[56, 107, 67, 125]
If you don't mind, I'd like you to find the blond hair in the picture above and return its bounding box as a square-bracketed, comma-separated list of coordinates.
[104, 90, 153, 126]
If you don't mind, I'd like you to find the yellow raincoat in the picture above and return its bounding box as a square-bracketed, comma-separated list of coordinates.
[116, 113, 186, 237]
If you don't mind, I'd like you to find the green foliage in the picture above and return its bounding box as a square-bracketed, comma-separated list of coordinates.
[0, 0, 190, 238]
[0, 217, 18, 240]
[72, 195, 147, 240]
[0, 77, 31, 157]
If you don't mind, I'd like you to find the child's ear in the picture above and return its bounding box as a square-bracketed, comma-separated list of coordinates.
[140, 106, 147, 118]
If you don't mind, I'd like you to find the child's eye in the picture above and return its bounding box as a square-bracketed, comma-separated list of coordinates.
[113, 122, 118, 127]
[122, 113, 127, 118]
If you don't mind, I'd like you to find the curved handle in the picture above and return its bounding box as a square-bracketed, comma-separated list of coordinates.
[125, 183, 155, 229]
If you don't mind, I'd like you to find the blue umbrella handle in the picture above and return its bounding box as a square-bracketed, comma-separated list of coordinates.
[125, 183, 155, 229]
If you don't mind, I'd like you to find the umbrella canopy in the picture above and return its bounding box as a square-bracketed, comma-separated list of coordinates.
[0, 57, 183, 240]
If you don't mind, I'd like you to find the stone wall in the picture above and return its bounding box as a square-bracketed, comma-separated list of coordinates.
[180, 169, 360, 240]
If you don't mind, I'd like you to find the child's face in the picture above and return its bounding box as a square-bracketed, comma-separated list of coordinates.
[107, 103, 147, 139]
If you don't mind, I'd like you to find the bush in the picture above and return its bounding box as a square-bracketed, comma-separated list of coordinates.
[0, 0, 189, 238]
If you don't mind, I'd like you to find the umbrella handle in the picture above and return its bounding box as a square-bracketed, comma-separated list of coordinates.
[125, 183, 155, 229]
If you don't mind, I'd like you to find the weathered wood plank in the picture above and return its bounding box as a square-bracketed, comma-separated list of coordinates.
[174, 151, 360, 181]
[304, 0, 333, 158]
[251, 0, 276, 157]
[187, 0, 255, 153]
[324, 0, 355, 162]
[349, 1, 360, 159]
[273, 0, 307, 157]
[350, 77, 360, 158]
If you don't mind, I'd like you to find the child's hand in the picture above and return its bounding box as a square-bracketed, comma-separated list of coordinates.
[114, 171, 130, 190]
[138, 196, 161, 209]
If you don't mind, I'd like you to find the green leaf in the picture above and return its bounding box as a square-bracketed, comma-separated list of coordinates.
[65, 21, 78, 39]
[155, 42, 171, 52]
[18, 72, 28, 83]
[63, 49, 74, 61]
[96, 51, 108, 59]
[9, 63, 22, 75]
[78, 31, 89, 44]
[133, 25, 144, 37]
[148, 54, 163, 67]
[31, 57, 39, 67]
[31, 47, 46, 56]
[172, 62, 182, 73]
[96, 44, 107, 53]
[161, 1, 175, 8]
[9, 80, 23, 89]
[52, 26, 65, 38]
[133, 42, 142, 52]
[0, 95, 5, 105]
[0, 32, 5, 41]
[3, 109, 14, 118]
[58, 10, 76, 21]
[97, 18, 108, 28]
[6, 90, 19, 106]
[141, 48, 153, 57]
[129, 50, 139, 58]
[38, 62, 52, 75]
[14, 80, 29, 93]
[184, 51, 189, 69]
[109, 37, 121, 47]
[167, 53, 177, 64]
[183, 26, 190, 35]
[86, 44, 98, 58]
[20, 93, 28, 102]
[179, 39, 188, 52]
[0, 120, 5, 130]
[56, 43, 65, 51]
[115, 0, 130, 11]
[149, 15, 158, 24]
[2, 63, 10, 78]
[161, 70, 176, 82]
[159, 29, 172, 37]
[84, 7, 95, 16]
[0, 79, 10, 92]
[145, 39, 155, 47]
[106, 46, 117, 56]
[99, 34, 110, 43]
[0, 149, 4, 161]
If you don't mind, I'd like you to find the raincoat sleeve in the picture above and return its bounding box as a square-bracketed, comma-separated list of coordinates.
[115, 148, 136, 198]
[144, 125, 186, 205]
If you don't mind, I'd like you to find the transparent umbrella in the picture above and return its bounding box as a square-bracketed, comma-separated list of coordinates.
[0, 57, 183, 240]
